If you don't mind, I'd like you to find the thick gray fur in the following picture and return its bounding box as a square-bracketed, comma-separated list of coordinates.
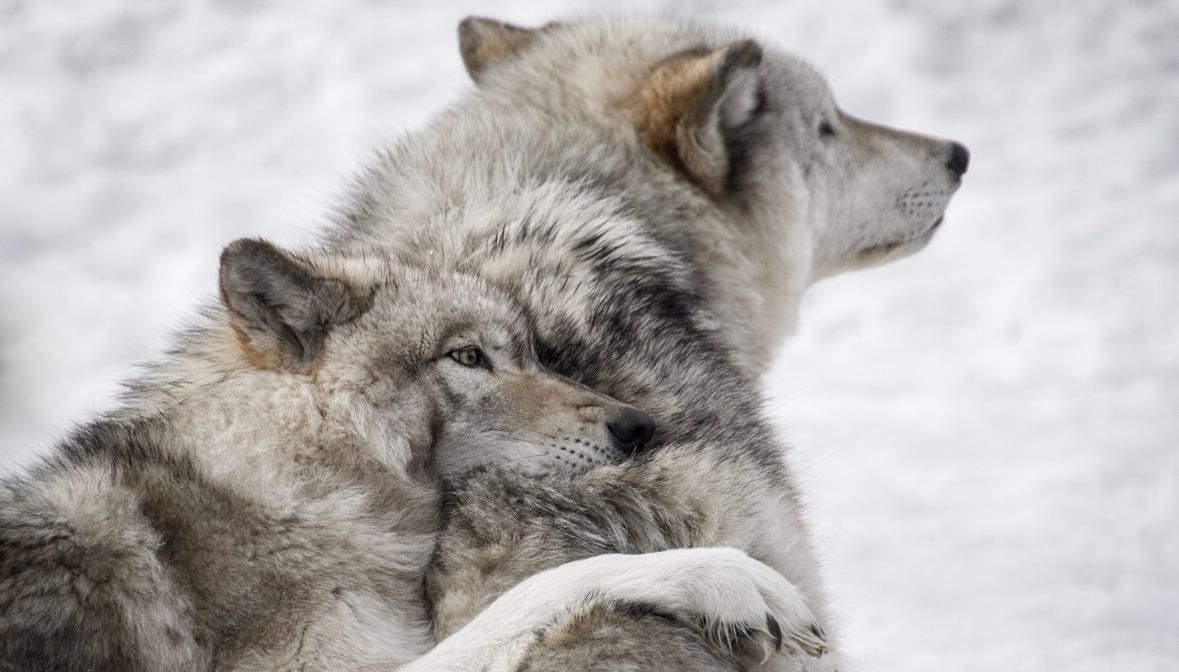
[0, 14, 967, 672]
[2, 240, 715, 670]
[327, 15, 967, 672]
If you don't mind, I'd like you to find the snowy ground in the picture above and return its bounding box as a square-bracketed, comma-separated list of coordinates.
[2, 1, 1176, 670]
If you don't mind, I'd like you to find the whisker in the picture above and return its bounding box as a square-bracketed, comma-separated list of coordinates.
[484, 431, 552, 449]
[501, 452, 548, 466]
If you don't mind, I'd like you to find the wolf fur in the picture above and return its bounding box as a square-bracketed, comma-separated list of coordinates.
[324, 16, 967, 671]
[1, 239, 822, 670]
[407, 547, 826, 672]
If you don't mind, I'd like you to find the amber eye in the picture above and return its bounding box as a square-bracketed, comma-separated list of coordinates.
[448, 346, 488, 369]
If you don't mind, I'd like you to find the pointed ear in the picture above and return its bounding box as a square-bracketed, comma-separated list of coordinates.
[458, 16, 538, 84]
[631, 40, 764, 196]
[218, 239, 368, 372]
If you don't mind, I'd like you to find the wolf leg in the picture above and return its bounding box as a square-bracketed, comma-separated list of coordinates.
[403, 547, 826, 672]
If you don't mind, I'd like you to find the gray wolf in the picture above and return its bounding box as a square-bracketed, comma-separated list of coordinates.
[327, 15, 968, 670]
[0, 239, 818, 670]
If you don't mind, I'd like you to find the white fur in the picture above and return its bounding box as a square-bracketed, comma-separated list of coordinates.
[407, 547, 823, 672]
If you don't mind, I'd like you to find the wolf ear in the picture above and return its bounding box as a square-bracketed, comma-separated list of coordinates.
[218, 239, 368, 372]
[458, 16, 538, 84]
[631, 40, 764, 196]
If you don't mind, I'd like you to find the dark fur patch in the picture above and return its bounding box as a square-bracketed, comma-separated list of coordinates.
[516, 600, 743, 672]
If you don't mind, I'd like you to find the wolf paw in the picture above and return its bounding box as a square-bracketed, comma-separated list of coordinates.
[632, 547, 829, 661]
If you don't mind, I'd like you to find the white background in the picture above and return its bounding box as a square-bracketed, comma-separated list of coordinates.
[1, 1, 1176, 670]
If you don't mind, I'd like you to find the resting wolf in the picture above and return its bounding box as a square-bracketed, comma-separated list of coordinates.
[328, 16, 968, 671]
[0, 240, 821, 670]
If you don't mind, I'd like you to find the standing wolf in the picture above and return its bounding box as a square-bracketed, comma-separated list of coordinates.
[328, 16, 968, 670]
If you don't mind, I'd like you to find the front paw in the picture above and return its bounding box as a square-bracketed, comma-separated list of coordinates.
[665, 548, 829, 662]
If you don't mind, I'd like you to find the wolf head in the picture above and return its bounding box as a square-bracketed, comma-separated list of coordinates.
[218, 238, 654, 480]
[457, 16, 967, 283]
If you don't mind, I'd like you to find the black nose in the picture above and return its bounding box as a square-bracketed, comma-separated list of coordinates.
[607, 409, 656, 452]
[947, 141, 970, 178]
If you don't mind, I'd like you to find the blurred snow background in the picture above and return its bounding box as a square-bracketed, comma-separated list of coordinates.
[1, 0, 1176, 670]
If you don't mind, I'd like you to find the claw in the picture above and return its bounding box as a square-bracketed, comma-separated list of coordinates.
[794, 625, 829, 658]
[766, 614, 783, 652]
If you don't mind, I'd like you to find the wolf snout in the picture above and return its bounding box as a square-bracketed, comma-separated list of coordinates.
[607, 408, 656, 452]
[947, 141, 970, 178]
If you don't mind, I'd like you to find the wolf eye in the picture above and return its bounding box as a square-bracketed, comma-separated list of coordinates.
[448, 346, 489, 370]
[818, 120, 836, 138]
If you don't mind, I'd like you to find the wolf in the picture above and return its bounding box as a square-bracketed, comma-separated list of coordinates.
[0, 239, 824, 671]
[325, 15, 969, 671]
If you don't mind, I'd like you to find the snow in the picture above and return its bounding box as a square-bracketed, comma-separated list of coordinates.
[1, 1, 1176, 670]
